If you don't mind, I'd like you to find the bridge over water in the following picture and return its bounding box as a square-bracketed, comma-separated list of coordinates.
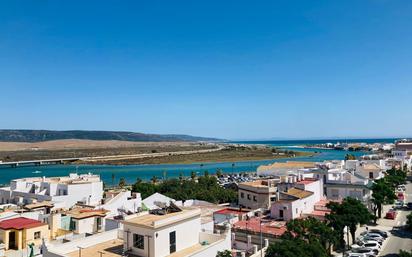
[0, 158, 81, 167]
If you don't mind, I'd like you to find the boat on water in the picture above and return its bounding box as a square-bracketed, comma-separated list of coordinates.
[32, 170, 42, 174]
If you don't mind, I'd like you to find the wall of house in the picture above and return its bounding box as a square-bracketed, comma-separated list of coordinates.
[24, 225, 50, 247]
[190, 231, 231, 257]
[270, 193, 318, 221]
[238, 189, 272, 209]
[124, 215, 201, 257]
[325, 185, 370, 202]
[72, 217, 103, 234]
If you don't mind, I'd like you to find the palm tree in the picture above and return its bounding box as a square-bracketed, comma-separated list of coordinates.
[231, 163, 235, 174]
[190, 171, 196, 180]
[179, 172, 184, 182]
[151, 176, 158, 184]
[111, 173, 115, 187]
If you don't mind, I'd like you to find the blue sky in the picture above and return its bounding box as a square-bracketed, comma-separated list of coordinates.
[1, 1, 411, 140]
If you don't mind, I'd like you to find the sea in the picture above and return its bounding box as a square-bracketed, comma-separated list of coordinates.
[0, 138, 398, 186]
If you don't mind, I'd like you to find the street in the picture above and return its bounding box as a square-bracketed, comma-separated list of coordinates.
[378, 181, 412, 256]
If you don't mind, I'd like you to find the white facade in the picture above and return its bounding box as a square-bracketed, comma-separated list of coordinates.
[122, 208, 230, 257]
[324, 169, 371, 203]
[270, 179, 322, 221]
[98, 190, 142, 217]
[0, 173, 104, 209]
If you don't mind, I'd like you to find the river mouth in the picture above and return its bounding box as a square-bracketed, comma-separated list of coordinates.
[0, 142, 371, 186]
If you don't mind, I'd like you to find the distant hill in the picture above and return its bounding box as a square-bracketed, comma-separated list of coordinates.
[0, 130, 223, 143]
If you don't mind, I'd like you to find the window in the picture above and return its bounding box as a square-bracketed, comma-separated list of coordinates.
[96, 217, 102, 230]
[369, 172, 374, 179]
[253, 196, 257, 202]
[169, 231, 176, 254]
[296, 208, 298, 214]
[133, 234, 144, 249]
[279, 210, 284, 218]
[240, 192, 244, 198]
[34, 231, 41, 239]
[247, 194, 251, 200]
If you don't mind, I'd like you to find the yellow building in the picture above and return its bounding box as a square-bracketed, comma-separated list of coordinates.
[0, 217, 49, 250]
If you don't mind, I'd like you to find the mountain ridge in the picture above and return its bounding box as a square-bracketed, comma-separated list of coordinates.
[0, 129, 223, 143]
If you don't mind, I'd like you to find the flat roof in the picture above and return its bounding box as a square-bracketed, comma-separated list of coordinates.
[239, 179, 278, 188]
[295, 178, 318, 185]
[67, 239, 123, 257]
[281, 188, 313, 200]
[214, 208, 249, 216]
[233, 217, 287, 237]
[66, 208, 108, 219]
[259, 161, 316, 170]
[24, 201, 54, 210]
[123, 208, 201, 229]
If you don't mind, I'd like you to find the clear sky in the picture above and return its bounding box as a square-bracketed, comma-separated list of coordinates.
[1, 1, 411, 140]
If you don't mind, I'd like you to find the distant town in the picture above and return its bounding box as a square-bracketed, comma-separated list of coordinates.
[0, 138, 410, 257]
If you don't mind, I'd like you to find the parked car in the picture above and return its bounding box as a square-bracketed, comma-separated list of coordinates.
[362, 241, 381, 252]
[364, 233, 385, 241]
[352, 247, 378, 257]
[346, 253, 367, 257]
[394, 201, 404, 209]
[371, 229, 388, 238]
[357, 236, 383, 245]
[385, 209, 397, 219]
[407, 202, 412, 210]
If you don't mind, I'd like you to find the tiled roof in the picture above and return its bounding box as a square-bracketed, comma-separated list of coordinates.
[0, 217, 45, 230]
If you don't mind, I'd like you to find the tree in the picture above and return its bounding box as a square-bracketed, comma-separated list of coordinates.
[385, 168, 406, 188]
[204, 170, 209, 177]
[111, 173, 115, 187]
[327, 198, 374, 246]
[344, 154, 356, 160]
[178, 172, 184, 182]
[400, 250, 412, 257]
[406, 212, 412, 231]
[118, 177, 126, 188]
[285, 217, 337, 252]
[216, 250, 232, 257]
[371, 179, 396, 219]
[265, 238, 328, 257]
[131, 176, 237, 204]
[216, 169, 223, 177]
[190, 171, 196, 180]
[151, 176, 158, 184]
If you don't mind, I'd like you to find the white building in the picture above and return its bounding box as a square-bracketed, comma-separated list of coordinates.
[270, 178, 323, 221]
[0, 173, 103, 209]
[324, 169, 372, 205]
[122, 206, 231, 257]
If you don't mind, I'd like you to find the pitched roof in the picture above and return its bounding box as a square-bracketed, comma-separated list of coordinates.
[0, 217, 45, 230]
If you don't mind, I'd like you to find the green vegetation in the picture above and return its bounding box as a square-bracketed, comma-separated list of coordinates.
[283, 217, 336, 252]
[0, 129, 221, 142]
[216, 250, 232, 257]
[344, 154, 356, 160]
[265, 217, 335, 257]
[371, 167, 406, 218]
[400, 250, 412, 257]
[132, 175, 237, 204]
[118, 177, 126, 188]
[265, 237, 328, 257]
[326, 197, 374, 247]
[371, 179, 396, 219]
[406, 212, 412, 231]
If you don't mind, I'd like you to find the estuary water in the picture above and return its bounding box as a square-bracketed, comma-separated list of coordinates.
[0, 138, 396, 185]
